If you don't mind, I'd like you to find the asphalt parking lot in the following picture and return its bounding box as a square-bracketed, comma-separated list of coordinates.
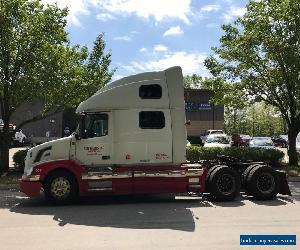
[0, 182, 299, 250]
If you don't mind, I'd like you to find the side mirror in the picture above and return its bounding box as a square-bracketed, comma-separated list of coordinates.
[185, 120, 191, 125]
[74, 132, 81, 140]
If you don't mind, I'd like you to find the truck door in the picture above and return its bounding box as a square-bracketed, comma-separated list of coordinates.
[73, 112, 132, 194]
[75, 113, 112, 166]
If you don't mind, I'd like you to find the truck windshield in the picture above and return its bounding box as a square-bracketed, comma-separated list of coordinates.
[81, 113, 108, 138]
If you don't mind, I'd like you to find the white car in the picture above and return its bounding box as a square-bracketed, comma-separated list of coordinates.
[200, 129, 224, 145]
[250, 137, 275, 149]
[14, 130, 27, 145]
[204, 134, 231, 148]
[296, 135, 300, 153]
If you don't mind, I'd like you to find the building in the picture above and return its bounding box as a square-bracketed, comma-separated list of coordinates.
[4, 89, 224, 143]
[184, 89, 224, 144]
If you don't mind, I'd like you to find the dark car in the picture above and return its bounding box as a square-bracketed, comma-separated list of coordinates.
[232, 134, 251, 147]
[271, 135, 288, 148]
[0, 118, 16, 134]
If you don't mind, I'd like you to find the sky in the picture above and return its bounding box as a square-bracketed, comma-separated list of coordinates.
[41, 0, 249, 80]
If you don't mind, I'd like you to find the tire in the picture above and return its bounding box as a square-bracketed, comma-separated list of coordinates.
[205, 165, 223, 186]
[207, 166, 241, 201]
[44, 170, 78, 205]
[245, 165, 279, 200]
[241, 164, 263, 188]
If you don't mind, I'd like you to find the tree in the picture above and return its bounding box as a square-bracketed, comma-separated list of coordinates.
[183, 74, 204, 89]
[205, 0, 300, 165]
[223, 102, 285, 136]
[204, 79, 248, 134]
[0, 0, 114, 173]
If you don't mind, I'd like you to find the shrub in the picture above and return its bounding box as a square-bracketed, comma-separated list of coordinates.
[13, 149, 29, 172]
[186, 146, 284, 166]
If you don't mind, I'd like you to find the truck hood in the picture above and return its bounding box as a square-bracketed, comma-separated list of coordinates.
[24, 136, 72, 176]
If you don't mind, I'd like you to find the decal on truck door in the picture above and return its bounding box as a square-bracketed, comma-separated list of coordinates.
[84, 146, 104, 156]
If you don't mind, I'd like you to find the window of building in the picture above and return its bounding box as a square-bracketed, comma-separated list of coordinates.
[139, 111, 165, 129]
[139, 84, 162, 99]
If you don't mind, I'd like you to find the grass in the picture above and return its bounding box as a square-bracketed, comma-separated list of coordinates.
[280, 165, 300, 177]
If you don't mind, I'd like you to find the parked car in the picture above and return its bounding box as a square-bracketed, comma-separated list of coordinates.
[232, 134, 251, 147]
[13, 129, 27, 146]
[271, 135, 288, 148]
[250, 137, 275, 149]
[0, 118, 18, 147]
[0, 118, 16, 133]
[204, 134, 231, 148]
[200, 129, 224, 145]
[296, 135, 300, 153]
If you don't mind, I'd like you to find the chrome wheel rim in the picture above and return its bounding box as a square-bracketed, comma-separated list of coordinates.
[50, 177, 71, 199]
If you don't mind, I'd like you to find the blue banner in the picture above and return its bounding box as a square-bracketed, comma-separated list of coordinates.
[240, 235, 296, 245]
[185, 102, 211, 111]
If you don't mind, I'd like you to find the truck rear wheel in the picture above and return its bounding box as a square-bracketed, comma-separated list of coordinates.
[206, 165, 223, 182]
[44, 170, 78, 205]
[245, 165, 279, 200]
[206, 166, 240, 201]
[241, 164, 262, 188]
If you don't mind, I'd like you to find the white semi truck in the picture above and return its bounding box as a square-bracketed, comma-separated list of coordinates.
[20, 66, 290, 204]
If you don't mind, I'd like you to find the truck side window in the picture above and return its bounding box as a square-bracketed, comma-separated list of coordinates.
[139, 111, 165, 129]
[83, 113, 108, 138]
[139, 84, 162, 99]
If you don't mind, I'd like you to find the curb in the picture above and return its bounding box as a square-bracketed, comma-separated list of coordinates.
[287, 176, 300, 182]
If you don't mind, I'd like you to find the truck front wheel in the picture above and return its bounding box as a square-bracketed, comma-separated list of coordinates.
[206, 166, 240, 201]
[44, 170, 78, 205]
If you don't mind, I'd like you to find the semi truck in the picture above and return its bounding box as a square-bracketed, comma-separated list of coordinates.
[20, 66, 291, 204]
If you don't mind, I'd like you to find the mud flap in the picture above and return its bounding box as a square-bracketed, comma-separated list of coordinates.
[277, 171, 292, 196]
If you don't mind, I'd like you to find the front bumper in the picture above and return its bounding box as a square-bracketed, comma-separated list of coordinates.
[20, 181, 42, 198]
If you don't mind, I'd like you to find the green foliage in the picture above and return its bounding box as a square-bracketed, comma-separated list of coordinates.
[0, 0, 115, 171]
[203, 78, 247, 110]
[183, 74, 204, 89]
[204, 0, 300, 165]
[183, 74, 212, 89]
[224, 102, 286, 136]
[0, 0, 115, 125]
[186, 146, 284, 166]
[12, 149, 29, 172]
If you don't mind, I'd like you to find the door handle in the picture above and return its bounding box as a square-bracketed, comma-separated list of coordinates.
[102, 155, 110, 160]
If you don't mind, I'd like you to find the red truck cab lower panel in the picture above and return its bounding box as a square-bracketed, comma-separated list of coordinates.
[20, 160, 207, 198]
